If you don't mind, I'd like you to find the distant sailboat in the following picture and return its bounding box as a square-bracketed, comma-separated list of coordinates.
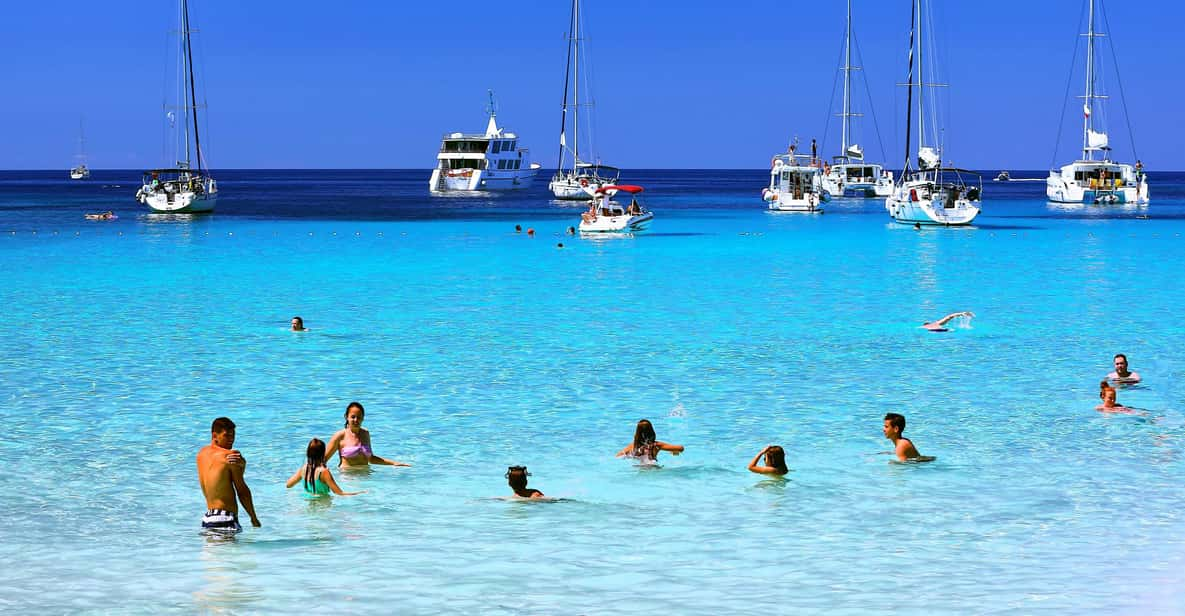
[548, 0, 620, 200]
[819, 0, 893, 199]
[69, 118, 90, 180]
[1046, 0, 1148, 205]
[884, 0, 982, 226]
[135, 0, 217, 213]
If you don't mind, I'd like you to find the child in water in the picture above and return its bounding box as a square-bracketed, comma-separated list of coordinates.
[506, 466, 544, 499]
[883, 413, 935, 462]
[616, 419, 684, 461]
[747, 445, 789, 476]
[285, 438, 364, 497]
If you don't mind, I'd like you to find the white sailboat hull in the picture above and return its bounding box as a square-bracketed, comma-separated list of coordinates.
[886, 183, 979, 226]
[579, 211, 652, 232]
[1045, 164, 1149, 204]
[137, 188, 217, 213]
[548, 175, 601, 199]
[69, 168, 90, 180]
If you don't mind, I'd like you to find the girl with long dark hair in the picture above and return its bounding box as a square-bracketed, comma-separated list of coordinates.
[286, 438, 363, 496]
[616, 419, 684, 461]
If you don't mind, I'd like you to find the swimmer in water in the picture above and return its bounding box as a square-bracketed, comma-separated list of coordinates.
[506, 465, 544, 498]
[883, 413, 935, 462]
[1107, 353, 1141, 384]
[285, 438, 364, 496]
[747, 445, 789, 476]
[922, 311, 974, 332]
[290, 316, 308, 332]
[323, 401, 412, 468]
[616, 419, 684, 461]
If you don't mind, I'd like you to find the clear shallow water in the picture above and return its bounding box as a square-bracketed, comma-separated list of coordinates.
[2, 169, 1185, 613]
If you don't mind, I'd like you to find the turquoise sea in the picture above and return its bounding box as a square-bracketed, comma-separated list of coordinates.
[2, 169, 1184, 613]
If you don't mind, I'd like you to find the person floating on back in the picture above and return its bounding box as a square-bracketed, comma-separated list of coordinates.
[747, 445, 789, 476]
[616, 419, 684, 462]
[922, 311, 974, 332]
[506, 465, 544, 499]
[286, 438, 364, 497]
[196, 417, 261, 532]
[883, 413, 935, 462]
[1107, 353, 1141, 384]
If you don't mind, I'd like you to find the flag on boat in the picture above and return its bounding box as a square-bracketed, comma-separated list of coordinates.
[1083, 103, 1091, 118]
[560, 131, 566, 147]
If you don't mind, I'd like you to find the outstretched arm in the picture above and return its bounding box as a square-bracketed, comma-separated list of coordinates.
[370, 454, 411, 467]
[657, 441, 684, 455]
[322, 469, 364, 496]
[285, 465, 305, 489]
[616, 444, 633, 458]
[932, 311, 974, 327]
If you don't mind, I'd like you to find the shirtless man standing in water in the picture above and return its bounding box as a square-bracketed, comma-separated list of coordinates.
[197, 417, 261, 532]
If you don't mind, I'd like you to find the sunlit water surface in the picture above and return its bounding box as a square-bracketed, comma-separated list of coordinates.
[2, 170, 1184, 613]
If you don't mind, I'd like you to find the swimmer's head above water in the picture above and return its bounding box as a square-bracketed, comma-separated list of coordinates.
[506, 465, 543, 498]
[291, 316, 306, 331]
[344, 401, 364, 430]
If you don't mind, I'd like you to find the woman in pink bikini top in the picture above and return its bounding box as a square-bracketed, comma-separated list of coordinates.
[323, 401, 412, 468]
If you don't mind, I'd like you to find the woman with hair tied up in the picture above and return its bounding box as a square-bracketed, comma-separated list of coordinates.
[747, 445, 789, 476]
[285, 438, 364, 497]
[323, 401, 412, 468]
[616, 419, 684, 462]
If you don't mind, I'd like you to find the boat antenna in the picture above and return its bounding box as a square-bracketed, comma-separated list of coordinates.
[486, 89, 497, 118]
[182, 0, 203, 175]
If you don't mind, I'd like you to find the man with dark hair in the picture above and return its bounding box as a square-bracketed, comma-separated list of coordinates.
[197, 417, 260, 532]
[1107, 354, 1141, 383]
[883, 413, 934, 462]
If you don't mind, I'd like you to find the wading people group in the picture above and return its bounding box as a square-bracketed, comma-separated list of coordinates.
[198, 353, 1144, 532]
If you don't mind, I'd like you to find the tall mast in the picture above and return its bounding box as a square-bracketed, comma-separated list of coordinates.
[573, 0, 580, 168]
[556, 0, 576, 172]
[841, 0, 852, 157]
[1082, 0, 1096, 161]
[916, 0, 924, 155]
[902, 0, 916, 173]
[182, 0, 203, 174]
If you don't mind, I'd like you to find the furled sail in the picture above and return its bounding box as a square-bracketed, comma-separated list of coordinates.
[918, 146, 940, 170]
[1087, 130, 1109, 150]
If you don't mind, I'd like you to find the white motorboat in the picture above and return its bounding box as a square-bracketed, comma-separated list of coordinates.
[548, 0, 621, 199]
[578, 185, 652, 232]
[1046, 0, 1148, 205]
[819, 0, 893, 199]
[763, 152, 829, 213]
[884, 0, 981, 226]
[136, 0, 217, 213]
[995, 171, 1011, 182]
[430, 91, 541, 193]
[70, 118, 90, 180]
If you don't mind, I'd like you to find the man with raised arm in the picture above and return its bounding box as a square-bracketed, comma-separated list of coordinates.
[197, 417, 261, 532]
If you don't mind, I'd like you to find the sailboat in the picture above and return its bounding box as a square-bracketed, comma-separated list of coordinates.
[548, 0, 620, 200]
[69, 118, 90, 180]
[820, 0, 893, 199]
[135, 0, 217, 213]
[884, 0, 982, 226]
[1046, 0, 1148, 205]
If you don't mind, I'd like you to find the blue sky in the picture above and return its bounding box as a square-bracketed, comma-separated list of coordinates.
[1, 0, 1180, 170]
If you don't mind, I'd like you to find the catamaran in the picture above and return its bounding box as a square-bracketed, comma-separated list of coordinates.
[548, 0, 620, 199]
[429, 91, 542, 193]
[135, 0, 217, 213]
[578, 185, 652, 232]
[763, 149, 829, 213]
[1046, 0, 1148, 205]
[69, 118, 90, 180]
[820, 0, 893, 199]
[884, 0, 982, 226]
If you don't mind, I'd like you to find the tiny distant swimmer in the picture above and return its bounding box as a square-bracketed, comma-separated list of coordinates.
[197, 417, 261, 532]
[922, 311, 974, 332]
[617, 419, 684, 461]
[1107, 354, 1141, 384]
[882, 413, 935, 462]
[747, 445, 789, 476]
[506, 466, 544, 499]
[290, 316, 308, 332]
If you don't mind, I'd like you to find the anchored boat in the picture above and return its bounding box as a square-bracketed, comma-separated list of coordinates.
[136, 0, 217, 213]
[430, 91, 541, 193]
[578, 185, 652, 232]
